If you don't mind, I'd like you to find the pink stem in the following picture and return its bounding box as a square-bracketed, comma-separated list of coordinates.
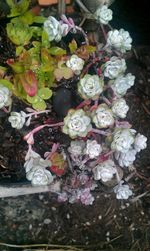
[46, 143, 60, 159]
[2, 107, 9, 113]
[76, 100, 91, 109]
[100, 24, 107, 42]
[102, 96, 112, 106]
[115, 120, 132, 128]
[91, 128, 111, 136]
[24, 122, 64, 142]
[25, 110, 50, 118]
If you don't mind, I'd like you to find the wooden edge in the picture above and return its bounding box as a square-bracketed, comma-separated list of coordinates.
[0, 181, 61, 198]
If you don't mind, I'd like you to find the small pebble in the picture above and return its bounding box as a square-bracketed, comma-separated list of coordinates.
[66, 213, 70, 219]
[29, 224, 32, 230]
[51, 207, 56, 211]
[98, 215, 102, 220]
[85, 222, 91, 226]
[44, 218, 51, 224]
[39, 195, 44, 200]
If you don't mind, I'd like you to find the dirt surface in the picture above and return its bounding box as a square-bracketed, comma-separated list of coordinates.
[0, 47, 150, 251]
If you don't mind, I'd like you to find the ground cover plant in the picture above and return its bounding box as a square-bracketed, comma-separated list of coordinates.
[0, 0, 148, 207]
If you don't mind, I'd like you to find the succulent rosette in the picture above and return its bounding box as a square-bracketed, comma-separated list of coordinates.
[111, 128, 136, 153]
[115, 149, 137, 168]
[0, 84, 12, 109]
[104, 56, 127, 79]
[94, 5, 113, 25]
[92, 104, 114, 128]
[134, 133, 147, 152]
[93, 160, 117, 182]
[68, 140, 86, 156]
[44, 16, 64, 42]
[62, 109, 92, 138]
[111, 98, 129, 118]
[111, 73, 135, 97]
[114, 183, 133, 199]
[107, 29, 132, 53]
[8, 111, 26, 129]
[84, 140, 102, 159]
[26, 166, 53, 186]
[66, 55, 85, 75]
[78, 74, 104, 100]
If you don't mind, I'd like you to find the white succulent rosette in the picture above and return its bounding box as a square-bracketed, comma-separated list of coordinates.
[107, 29, 132, 53]
[111, 98, 129, 119]
[0, 84, 12, 109]
[78, 74, 104, 100]
[66, 55, 84, 75]
[92, 103, 114, 128]
[24, 151, 51, 174]
[134, 133, 147, 152]
[114, 182, 133, 199]
[115, 149, 137, 167]
[68, 140, 86, 156]
[84, 140, 102, 159]
[103, 56, 127, 79]
[62, 109, 92, 139]
[44, 16, 64, 42]
[93, 159, 117, 182]
[26, 166, 53, 186]
[111, 128, 136, 153]
[94, 5, 113, 25]
[111, 73, 135, 97]
[8, 111, 26, 129]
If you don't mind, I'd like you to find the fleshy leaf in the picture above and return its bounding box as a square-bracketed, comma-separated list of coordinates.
[20, 70, 38, 97]
[16, 46, 24, 56]
[38, 88, 52, 100]
[7, 0, 30, 17]
[49, 47, 66, 56]
[69, 39, 77, 54]
[54, 67, 74, 81]
[0, 79, 13, 90]
[33, 99, 47, 111]
[26, 94, 40, 104]
[42, 30, 50, 48]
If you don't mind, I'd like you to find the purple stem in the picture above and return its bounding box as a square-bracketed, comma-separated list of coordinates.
[24, 122, 64, 142]
[91, 128, 111, 136]
[25, 110, 50, 118]
[100, 24, 107, 42]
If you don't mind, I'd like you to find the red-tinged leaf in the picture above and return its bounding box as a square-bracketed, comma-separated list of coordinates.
[50, 165, 66, 176]
[20, 70, 38, 97]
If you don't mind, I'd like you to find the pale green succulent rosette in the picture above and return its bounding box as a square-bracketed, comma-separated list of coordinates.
[92, 103, 114, 128]
[78, 74, 104, 100]
[62, 109, 92, 139]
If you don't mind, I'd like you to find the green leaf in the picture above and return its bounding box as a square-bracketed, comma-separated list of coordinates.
[38, 88, 52, 100]
[7, 0, 30, 17]
[0, 79, 13, 90]
[19, 11, 34, 25]
[16, 46, 24, 56]
[69, 39, 77, 54]
[42, 30, 50, 48]
[49, 47, 66, 56]
[33, 16, 46, 24]
[26, 95, 40, 104]
[33, 99, 46, 111]
[85, 45, 96, 53]
[6, 0, 15, 8]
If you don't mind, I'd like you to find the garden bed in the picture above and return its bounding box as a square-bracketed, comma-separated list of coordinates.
[0, 1, 150, 250]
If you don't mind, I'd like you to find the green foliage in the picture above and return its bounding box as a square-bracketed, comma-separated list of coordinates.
[0, 79, 13, 90]
[6, 22, 33, 46]
[27, 87, 52, 111]
[6, 0, 30, 17]
[49, 47, 66, 56]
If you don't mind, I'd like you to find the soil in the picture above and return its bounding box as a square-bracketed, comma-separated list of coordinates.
[0, 2, 150, 250]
